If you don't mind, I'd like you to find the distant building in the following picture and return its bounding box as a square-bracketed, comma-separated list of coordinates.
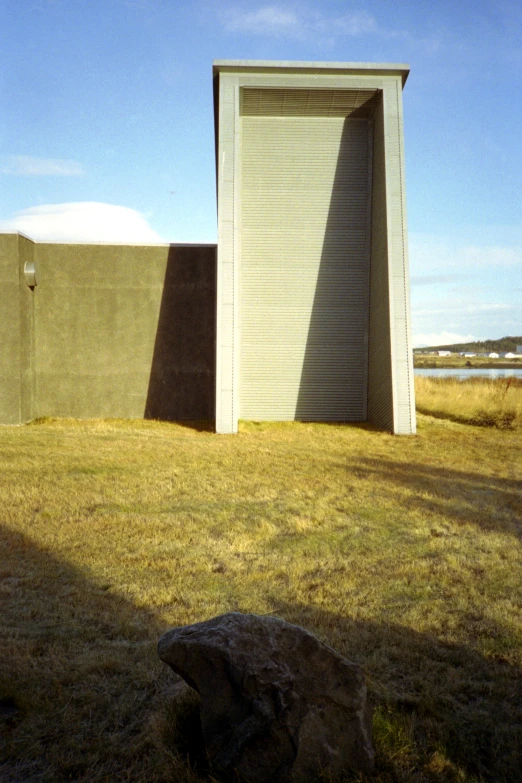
[464, 353, 476, 358]
[437, 350, 452, 357]
[517, 346, 522, 354]
[488, 353, 499, 358]
[504, 352, 517, 359]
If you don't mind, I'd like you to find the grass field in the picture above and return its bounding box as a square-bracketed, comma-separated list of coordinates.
[1, 387, 521, 782]
[415, 376, 522, 430]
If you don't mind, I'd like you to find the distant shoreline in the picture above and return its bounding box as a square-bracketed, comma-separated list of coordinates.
[414, 356, 522, 370]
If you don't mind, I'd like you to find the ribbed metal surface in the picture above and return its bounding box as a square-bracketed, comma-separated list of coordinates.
[241, 88, 379, 118]
[240, 112, 371, 421]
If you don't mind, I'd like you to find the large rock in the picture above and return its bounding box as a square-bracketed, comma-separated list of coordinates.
[158, 612, 374, 782]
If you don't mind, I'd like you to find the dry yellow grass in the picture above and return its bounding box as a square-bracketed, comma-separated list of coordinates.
[0, 413, 521, 782]
[415, 376, 522, 429]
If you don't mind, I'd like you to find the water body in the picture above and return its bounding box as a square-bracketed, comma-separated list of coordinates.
[415, 368, 522, 380]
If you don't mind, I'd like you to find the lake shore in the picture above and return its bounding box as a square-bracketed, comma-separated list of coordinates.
[414, 355, 522, 370]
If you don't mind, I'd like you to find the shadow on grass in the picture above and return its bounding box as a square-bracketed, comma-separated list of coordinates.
[272, 601, 522, 783]
[415, 406, 520, 430]
[1, 524, 521, 782]
[0, 525, 172, 783]
[172, 420, 215, 433]
[346, 457, 522, 540]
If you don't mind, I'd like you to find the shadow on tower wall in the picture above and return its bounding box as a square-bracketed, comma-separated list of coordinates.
[294, 114, 373, 421]
[145, 244, 216, 422]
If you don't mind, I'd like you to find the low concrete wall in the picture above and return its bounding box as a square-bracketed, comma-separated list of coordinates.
[0, 234, 23, 424]
[0, 235, 216, 424]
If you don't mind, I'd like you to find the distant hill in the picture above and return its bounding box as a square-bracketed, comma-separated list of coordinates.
[416, 336, 522, 353]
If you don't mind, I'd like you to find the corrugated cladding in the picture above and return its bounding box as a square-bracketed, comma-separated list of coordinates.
[240, 88, 374, 421]
[241, 88, 379, 118]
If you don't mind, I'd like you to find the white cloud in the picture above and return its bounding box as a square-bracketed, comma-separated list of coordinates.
[223, 5, 302, 36]
[334, 11, 376, 36]
[217, 4, 440, 49]
[412, 331, 477, 349]
[413, 303, 512, 317]
[0, 155, 85, 176]
[459, 245, 522, 267]
[409, 232, 522, 275]
[409, 233, 521, 341]
[0, 202, 164, 243]
[411, 273, 461, 286]
[220, 4, 379, 40]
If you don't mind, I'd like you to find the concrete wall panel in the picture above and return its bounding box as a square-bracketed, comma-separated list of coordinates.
[0, 238, 216, 424]
[0, 234, 23, 424]
[18, 235, 36, 423]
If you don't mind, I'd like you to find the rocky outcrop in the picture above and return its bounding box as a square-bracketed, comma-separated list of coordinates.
[158, 612, 373, 782]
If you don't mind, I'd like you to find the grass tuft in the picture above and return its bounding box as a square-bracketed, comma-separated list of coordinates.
[415, 376, 522, 429]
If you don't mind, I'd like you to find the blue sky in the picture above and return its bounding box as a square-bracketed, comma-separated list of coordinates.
[1, 0, 521, 347]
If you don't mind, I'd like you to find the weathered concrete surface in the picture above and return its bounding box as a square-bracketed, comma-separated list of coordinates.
[158, 612, 374, 782]
[0, 236, 216, 424]
[0, 234, 22, 424]
[34, 242, 216, 421]
[0, 234, 36, 424]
